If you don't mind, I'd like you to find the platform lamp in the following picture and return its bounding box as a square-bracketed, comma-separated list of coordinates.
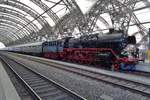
[148, 28, 150, 63]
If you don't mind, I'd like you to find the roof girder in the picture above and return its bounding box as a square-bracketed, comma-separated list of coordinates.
[30, 0, 60, 23]
[0, 26, 21, 40]
[0, 22, 28, 39]
[0, 0, 51, 35]
[0, 6, 39, 32]
[0, 28, 18, 41]
[0, 14, 35, 35]
[0, 15, 32, 36]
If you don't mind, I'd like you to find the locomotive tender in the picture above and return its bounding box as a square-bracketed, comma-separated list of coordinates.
[2, 30, 137, 70]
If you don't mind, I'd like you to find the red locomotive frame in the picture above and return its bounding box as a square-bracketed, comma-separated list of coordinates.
[44, 48, 138, 70]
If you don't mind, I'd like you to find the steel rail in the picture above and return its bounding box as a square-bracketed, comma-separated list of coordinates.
[0, 56, 41, 100]
[0, 55, 86, 100]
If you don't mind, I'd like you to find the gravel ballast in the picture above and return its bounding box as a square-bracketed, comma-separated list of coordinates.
[6, 54, 150, 100]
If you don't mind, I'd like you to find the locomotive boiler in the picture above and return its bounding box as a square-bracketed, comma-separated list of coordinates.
[65, 30, 136, 55]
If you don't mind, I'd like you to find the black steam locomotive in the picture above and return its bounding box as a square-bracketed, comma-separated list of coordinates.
[2, 29, 137, 70]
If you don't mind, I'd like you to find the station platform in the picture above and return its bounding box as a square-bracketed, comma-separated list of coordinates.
[5, 52, 150, 86]
[0, 61, 20, 100]
[135, 62, 150, 72]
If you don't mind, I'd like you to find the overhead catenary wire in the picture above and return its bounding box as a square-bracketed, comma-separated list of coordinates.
[15, 0, 63, 35]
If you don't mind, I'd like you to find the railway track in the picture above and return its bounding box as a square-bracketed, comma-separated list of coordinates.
[0, 55, 86, 100]
[9, 54, 150, 98]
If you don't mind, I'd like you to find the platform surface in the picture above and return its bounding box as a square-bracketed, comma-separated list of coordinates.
[135, 62, 150, 72]
[0, 61, 20, 100]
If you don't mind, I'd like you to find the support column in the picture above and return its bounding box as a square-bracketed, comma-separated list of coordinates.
[149, 28, 150, 49]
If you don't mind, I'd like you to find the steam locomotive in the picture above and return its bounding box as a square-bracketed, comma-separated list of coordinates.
[2, 29, 137, 70]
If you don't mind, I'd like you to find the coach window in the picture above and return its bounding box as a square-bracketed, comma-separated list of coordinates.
[58, 42, 60, 46]
[59, 41, 61, 46]
[55, 41, 56, 45]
